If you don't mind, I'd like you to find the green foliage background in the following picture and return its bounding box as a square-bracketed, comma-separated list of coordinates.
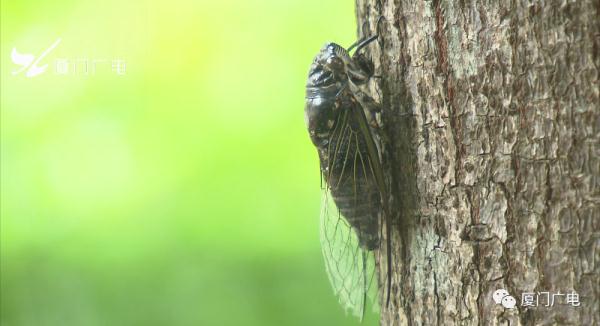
[1, 0, 378, 325]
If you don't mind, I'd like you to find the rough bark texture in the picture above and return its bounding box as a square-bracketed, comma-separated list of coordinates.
[354, 1, 599, 325]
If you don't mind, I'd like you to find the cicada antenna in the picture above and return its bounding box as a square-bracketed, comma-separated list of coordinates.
[354, 35, 379, 54]
[347, 34, 378, 53]
[346, 37, 364, 52]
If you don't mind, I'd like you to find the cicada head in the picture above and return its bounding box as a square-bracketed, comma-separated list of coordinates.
[307, 43, 370, 88]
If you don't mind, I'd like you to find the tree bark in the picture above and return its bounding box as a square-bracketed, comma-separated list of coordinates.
[354, 1, 599, 325]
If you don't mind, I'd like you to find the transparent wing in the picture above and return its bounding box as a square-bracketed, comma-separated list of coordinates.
[319, 189, 377, 319]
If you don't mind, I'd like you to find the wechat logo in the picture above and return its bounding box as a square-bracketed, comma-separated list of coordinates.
[493, 289, 516, 309]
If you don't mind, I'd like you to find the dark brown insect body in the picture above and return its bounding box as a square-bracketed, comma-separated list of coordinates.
[305, 40, 382, 250]
[305, 37, 392, 317]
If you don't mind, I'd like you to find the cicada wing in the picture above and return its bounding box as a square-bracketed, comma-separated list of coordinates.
[347, 88, 393, 308]
[319, 189, 377, 319]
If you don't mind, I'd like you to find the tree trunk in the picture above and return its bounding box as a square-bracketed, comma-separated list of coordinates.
[354, 1, 599, 325]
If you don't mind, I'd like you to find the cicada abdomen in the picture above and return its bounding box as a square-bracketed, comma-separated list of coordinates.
[304, 36, 388, 319]
[324, 107, 382, 250]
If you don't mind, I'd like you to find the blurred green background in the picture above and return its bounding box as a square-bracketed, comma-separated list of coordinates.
[0, 0, 378, 325]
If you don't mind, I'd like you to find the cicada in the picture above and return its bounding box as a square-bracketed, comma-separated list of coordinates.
[304, 35, 391, 319]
